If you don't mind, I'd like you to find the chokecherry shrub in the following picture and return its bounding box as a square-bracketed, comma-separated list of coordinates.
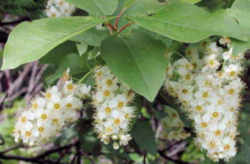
[1, 0, 250, 163]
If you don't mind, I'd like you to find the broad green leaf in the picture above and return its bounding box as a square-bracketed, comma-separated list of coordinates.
[71, 28, 109, 46]
[231, 39, 250, 55]
[231, 0, 250, 54]
[101, 30, 167, 101]
[129, 1, 248, 43]
[232, 0, 250, 11]
[129, 153, 143, 162]
[41, 41, 89, 84]
[76, 42, 88, 56]
[66, 0, 119, 16]
[2, 16, 112, 70]
[119, 0, 166, 16]
[131, 120, 157, 154]
[180, 0, 201, 4]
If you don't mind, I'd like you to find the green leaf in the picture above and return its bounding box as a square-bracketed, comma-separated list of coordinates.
[180, 0, 201, 4]
[231, 39, 250, 54]
[101, 30, 167, 101]
[76, 42, 88, 56]
[71, 28, 109, 46]
[66, 0, 119, 16]
[41, 41, 89, 84]
[232, 0, 250, 11]
[131, 120, 157, 154]
[2, 16, 112, 70]
[231, 0, 250, 54]
[129, 153, 143, 162]
[129, 1, 248, 43]
[123, 0, 166, 16]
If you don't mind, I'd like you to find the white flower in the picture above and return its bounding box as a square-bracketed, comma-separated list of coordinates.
[45, 0, 75, 17]
[204, 54, 220, 70]
[93, 66, 136, 148]
[222, 48, 233, 60]
[63, 80, 77, 95]
[206, 42, 222, 55]
[164, 40, 245, 161]
[119, 134, 132, 146]
[76, 84, 91, 98]
[14, 72, 87, 146]
[30, 97, 46, 110]
[224, 64, 242, 79]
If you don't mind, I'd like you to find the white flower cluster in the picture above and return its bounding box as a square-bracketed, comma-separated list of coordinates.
[14, 73, 91, 146]
[45, 0, 75, 17]
[93, 66, 136, 149]
[156, 107, 190, 147]
[164, 40, 245, 161]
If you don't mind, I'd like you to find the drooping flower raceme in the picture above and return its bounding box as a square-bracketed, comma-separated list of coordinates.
[45, 0, 75, 17]
[164, 40, 245, 161]
[14, 74, 91, 146]
[93, 66, 136, 149]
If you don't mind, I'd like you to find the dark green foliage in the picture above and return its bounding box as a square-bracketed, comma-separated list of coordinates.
[0, 0, 46, 18]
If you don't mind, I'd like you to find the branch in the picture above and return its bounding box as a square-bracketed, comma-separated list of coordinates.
[7, 63, 33, 96]
[0, 141, 78, 164]
[0, 144, 24, 154]
[0, 17, 30, 26]
[0, 154, 57, 164]
[158, 150, 191, 164]
[35, 141, 78, 159]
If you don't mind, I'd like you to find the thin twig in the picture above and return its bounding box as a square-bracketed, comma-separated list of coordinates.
[7, 63, 32, 96]
[36, 141, 78, 159]
[143, 153, 147, 164]
[0, 144, 24, 154]
[158, 150, 191, 164]
[0, 17, 30, 26]
[105, 23, 115, 34]
[114, 8, 126, 30]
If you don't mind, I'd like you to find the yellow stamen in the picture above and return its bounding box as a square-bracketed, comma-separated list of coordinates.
[117, 101, 124, 109]
[212, 112, 219, 118]
[54, 103, 61, 110]
[21, 116, 27, 123]
[105, 107, 111, 114]
[25, 131, 32, 137]
[38, 127, 44, 133]
[67, 84, 74, 90]
[202, 92, 209, 98]
[66, 103, 72, 108]
[195, 105, 203, 112]
[103, 90, 110, 97]
[114, 119, 121, 125]
[201, 122, 208, 128]
[41, 114, 48, 120]
[106, 79, 113, 86]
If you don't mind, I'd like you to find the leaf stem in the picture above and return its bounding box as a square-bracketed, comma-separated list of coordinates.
[119, 22, 132, 33]
[114, 8, 126, 30]
[78, 70, 92, 83]
[105, 23, 116, 35]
